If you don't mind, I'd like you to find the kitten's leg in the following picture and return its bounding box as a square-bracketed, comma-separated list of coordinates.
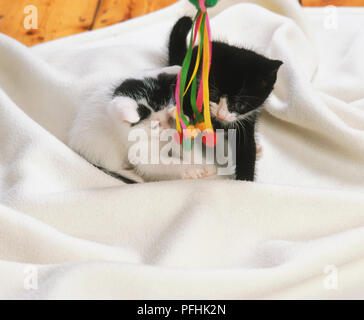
[108, 96, 140, 124]
[235, 122, 257, 181]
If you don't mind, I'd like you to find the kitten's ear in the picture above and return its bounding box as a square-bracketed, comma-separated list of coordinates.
[108, 96, 140, 124]
[271, 60, 283, 73]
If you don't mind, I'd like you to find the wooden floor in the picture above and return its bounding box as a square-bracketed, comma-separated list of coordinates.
[302, 0, 364, 5]
[0, 0, 178, 46]
[0, 0, 363, 46]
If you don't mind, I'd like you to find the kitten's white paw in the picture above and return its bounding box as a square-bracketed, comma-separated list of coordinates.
[109, 96, 140, 124]
[162, 65, 181, 75]
[182, 165, 217, 180]
[210, 102, 218, 117]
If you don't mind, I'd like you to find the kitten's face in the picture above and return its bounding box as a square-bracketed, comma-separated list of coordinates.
[134, 70, 177, 132]
[112, 66, 180, 130]
[208, 45, 283, 124]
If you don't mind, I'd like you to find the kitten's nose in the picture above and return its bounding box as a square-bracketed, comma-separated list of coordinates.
[217, 98, 229, 118]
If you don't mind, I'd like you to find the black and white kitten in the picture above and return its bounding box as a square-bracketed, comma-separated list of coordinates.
[68, 66, 217, 182]
[168, 17, 283, 181]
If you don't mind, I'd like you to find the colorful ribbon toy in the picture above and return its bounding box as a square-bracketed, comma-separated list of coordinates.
[174, 0, 219, 150]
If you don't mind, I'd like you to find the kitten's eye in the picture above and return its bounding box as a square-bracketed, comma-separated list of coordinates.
[230, 103, 244, 113]
[238, 105, 246, 112]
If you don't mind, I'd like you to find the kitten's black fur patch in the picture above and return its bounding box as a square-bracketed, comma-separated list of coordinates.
[113, 78, 145, 100]
[136, 104, 152, 123]
[168, 16, 283, 181]
[113, 73, 177, 112]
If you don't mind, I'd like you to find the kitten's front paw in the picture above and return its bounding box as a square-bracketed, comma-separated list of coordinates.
[181, 165, 217, 180]
[182, 167, 208, 180]
[210, 102, 218, 117]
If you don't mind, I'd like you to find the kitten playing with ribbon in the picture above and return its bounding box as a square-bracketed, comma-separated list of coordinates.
[169, 0, 283, 181]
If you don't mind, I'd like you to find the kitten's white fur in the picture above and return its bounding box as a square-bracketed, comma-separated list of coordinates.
[68, 66, 217, 183]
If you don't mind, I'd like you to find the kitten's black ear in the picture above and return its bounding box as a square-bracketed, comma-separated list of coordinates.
[264, 60, 283, 87]
[271, 60, 283, 73]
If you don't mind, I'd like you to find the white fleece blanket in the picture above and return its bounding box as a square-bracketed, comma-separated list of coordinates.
[1, 0, 364, 299]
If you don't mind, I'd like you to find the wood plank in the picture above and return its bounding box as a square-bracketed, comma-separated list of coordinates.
[302, 0, 364, 6]
[93, 0, 178, 29]
[0, 0, 99, 46]
[1, 0, 363, 47]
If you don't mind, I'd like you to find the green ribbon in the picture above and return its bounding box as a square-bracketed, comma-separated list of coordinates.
[188, 0, 219, 9]
[178, 12, 200, 128]
[190, 14, 205, 124]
